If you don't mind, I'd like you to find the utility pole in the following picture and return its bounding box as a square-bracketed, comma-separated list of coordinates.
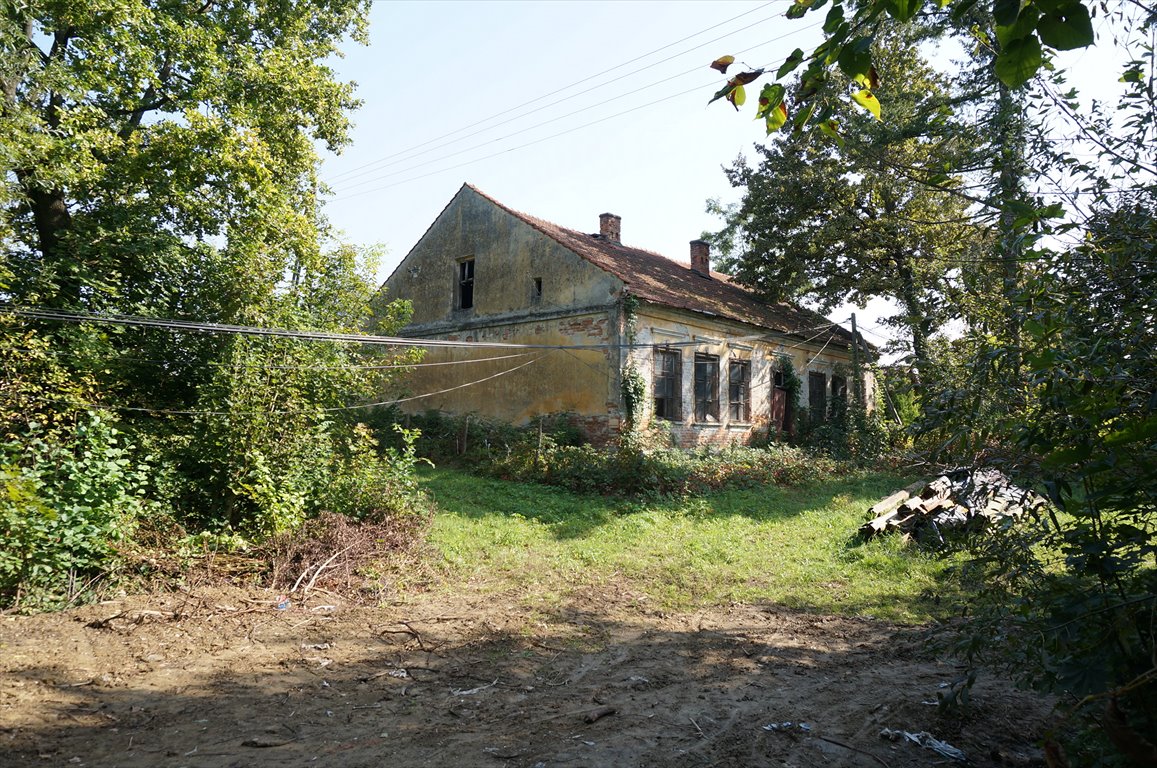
[850, 312, 863, 408]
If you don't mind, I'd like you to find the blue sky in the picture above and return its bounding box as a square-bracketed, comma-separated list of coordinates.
[320, 2, 821, 268]
[318, 0, 1130, 356]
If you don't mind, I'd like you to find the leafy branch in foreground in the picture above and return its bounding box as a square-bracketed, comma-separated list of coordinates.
[708, 0, 1095, 135]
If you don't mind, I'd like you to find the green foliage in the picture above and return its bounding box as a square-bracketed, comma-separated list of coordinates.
[708, 0, 1094, 130]
[319, 425, 433, 524]
[925, 144, 1157, 768]
[619, 364, 646, 428]
[708, 25, 991, 378]
[499, 434, 842, 499]
[0, 2, 435, 608]
[400, 410, 581, 467]
[1, 414, 146, 609]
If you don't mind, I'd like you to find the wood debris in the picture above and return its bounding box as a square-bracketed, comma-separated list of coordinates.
[860, 468, 1048, 542]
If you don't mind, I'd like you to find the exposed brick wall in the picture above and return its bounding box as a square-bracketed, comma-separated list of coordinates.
[558, 316, 609, 339]
[667, 424, 760, 449]
[567, 414, 620, 447]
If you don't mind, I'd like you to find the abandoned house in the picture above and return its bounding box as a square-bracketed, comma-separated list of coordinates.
[380, 183, 873, 446]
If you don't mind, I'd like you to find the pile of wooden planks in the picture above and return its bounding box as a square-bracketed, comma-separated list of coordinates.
[860, 468, 1048, 543]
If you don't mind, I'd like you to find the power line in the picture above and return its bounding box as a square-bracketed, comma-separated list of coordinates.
[32, 353, 552, 418]
[325, 2, 782, 185]
[20, 345, 538, 372]
[5, 306, 851, 351]
[327, 26, 824, 197]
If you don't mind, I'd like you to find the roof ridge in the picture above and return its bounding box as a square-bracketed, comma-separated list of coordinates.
[460, 184, 863, 351]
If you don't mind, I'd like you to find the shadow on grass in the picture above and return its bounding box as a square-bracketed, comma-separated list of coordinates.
[421, 466, 910, 539]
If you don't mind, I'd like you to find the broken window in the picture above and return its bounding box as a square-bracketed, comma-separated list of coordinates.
[456, 258, 475, 310]
[728, 359, 751, 422]
[831, 375, 848, 403]
[653, 348, 682, 421]
[694, 353, 720, 423]
[808, 371, 827, 422]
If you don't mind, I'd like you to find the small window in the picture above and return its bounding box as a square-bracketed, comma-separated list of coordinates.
[457, 258, 475, 310]
[808, 371, 827, 422]
[694, 353, 720, 423]
[774, 369, 786, 389]
[728, 359, 751, 422]
[653, 348, 682, 421]
[531, 277, 543, 302]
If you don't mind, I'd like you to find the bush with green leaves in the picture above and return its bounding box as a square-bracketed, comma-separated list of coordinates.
[1, 414, 146, 609]
[930, 198, 1157, 762]
[457, 419, 846, 498]
[319, 424, 432, 523]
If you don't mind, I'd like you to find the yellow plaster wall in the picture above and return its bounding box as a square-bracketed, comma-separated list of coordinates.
[394, 313, 619, 426]
[382, 186, 623, 329]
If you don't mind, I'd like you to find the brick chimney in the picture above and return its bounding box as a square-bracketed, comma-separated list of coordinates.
[599, 213, 621, 243]
[690, 239, 711, 277]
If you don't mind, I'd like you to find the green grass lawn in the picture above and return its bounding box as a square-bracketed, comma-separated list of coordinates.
[420, 467, 967, 623]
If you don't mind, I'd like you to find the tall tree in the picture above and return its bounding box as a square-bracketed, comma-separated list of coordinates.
[0, 1, 426, 562]
[709, 26, 993, 381]
[1, 0, 368, 312]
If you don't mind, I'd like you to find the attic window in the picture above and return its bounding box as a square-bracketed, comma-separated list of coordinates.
[532, 276, 542, 302]
[457, 258, 475, 310]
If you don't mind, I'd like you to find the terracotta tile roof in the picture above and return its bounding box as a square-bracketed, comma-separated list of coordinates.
[466, 184, 859, 351]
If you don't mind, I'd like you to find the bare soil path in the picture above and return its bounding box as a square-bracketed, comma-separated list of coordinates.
[1, 583, 1050, 768]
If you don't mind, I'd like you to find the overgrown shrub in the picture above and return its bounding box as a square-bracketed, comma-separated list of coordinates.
[401, 410, 582, 465]
[426, 413, 848, 497]
[318, 424, 432, 523]
[0, 414, 147, 609]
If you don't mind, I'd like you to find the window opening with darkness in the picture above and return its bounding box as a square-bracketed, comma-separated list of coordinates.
[457, 258, 475, 310]
[694, 353, 720, 423]
[831, 375, 848, 403]
[728, 359, 751, 422]
[652, 348, 682, 421]
[808, 371, 827, 422]
[532, 277, 542, 302]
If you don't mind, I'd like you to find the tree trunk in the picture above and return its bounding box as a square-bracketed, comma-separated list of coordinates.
[16, 172, 77, 305]
[995, 80, 1026, 360]
[896, 256, 930, 391]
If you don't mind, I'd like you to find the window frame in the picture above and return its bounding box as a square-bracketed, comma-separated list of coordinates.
[456, 257, 475, 310]
[808, 370, 827, 422]
[694, 352, 721, 423]
[831, 374, 848, 403]
[728, 358, 751, 422]
[652, 347, 683, 421]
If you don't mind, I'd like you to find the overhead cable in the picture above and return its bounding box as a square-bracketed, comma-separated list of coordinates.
[325, 2, 781, 184]
[5, 306, 849, 351]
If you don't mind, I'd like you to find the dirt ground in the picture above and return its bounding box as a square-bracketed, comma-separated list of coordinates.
[1, 582, 1054, 768]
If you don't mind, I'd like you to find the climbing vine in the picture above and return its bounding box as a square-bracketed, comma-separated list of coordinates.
[619, 291, 646, 428]
[621, 291, 640, 341]
[620, 365, 647, 427]
[778, 355, 802, 415]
